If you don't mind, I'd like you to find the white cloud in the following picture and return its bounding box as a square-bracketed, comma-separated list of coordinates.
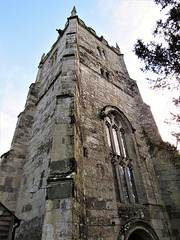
[0, 64, 30, 155]
[0, 112, 16, 155]
[1, 84, 25, 116]
[0, 95, 25, 156]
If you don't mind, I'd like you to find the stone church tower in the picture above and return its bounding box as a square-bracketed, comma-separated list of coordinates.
[0, 7, 180, 240]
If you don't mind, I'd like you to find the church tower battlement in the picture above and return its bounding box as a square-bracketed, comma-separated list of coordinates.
[0, 7, 179, 240]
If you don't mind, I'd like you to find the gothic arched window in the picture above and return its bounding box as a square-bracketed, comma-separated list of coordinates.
[97, 47, 101, 56]
[102, 106, 138, 204]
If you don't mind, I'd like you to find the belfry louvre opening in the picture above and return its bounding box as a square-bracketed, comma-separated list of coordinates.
[0, 6, 179, 240]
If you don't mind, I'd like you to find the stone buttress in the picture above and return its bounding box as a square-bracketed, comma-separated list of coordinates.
[0, 7, 179, 240]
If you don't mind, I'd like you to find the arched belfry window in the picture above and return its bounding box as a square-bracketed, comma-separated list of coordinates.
[101, 106, 138, 204]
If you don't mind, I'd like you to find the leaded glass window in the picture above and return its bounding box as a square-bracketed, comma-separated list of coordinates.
[105, 113, 138, 204]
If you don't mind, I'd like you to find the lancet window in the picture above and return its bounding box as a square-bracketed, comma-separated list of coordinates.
[104, 111, 138, 204]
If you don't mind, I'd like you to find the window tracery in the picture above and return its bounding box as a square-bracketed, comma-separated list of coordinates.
[97, 47, 107, 61]
[104, 111, 138, 204]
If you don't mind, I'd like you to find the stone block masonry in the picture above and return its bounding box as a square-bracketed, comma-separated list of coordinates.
[0, 7, 179, 240]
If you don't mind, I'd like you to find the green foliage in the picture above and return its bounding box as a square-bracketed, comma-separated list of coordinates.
[135, 0, 180, 147]
[134, 0, 180, 88]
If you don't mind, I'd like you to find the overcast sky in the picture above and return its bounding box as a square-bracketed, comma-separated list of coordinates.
[0, 0, 178, 155]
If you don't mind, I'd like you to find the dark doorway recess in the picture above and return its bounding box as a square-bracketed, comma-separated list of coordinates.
[128, 229, 154, 240]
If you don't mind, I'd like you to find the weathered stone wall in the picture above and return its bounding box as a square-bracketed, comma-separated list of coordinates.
[0, 81, 38, 212]
[0, 16, 78, 239]
[73, 20, 173, 239]
[14, 47, 64, 239]
[0, 10, 179, 240]
[151, 149, 180, 239]
[0, 150, 23, 211]
[41, 16, 78, 239]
